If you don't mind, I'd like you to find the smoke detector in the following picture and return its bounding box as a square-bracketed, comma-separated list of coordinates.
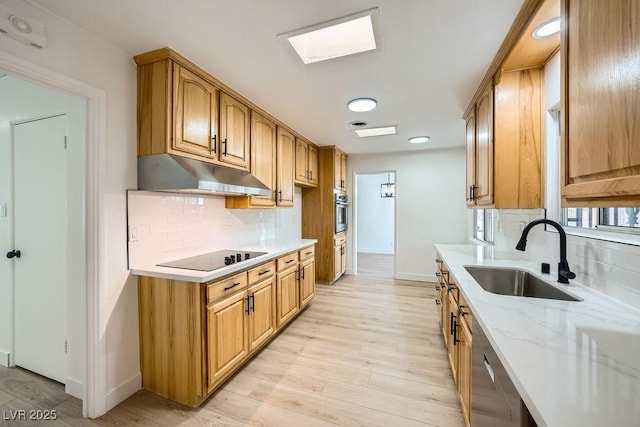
[0, 3, 47, 49]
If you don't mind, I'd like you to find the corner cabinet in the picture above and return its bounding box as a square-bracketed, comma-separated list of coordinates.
[561, 0, 640, 206]
[137, 246, 314, 407]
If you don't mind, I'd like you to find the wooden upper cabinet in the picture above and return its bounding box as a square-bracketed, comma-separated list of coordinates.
[473, 85, 494, 206]
[465, 111, 476, 207]
[249, 111, 276, 206]
[562, 0, 640, 206]
[219, 92, 250, 171]
[173, 64, 218, 159]
[334, 150, 348, 193]
[294, 138, 319, 187]
[276, 127, 295, 207]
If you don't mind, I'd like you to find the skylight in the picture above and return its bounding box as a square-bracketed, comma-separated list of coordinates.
[355, 126, 397, 138]
[279, 8, 381, 65]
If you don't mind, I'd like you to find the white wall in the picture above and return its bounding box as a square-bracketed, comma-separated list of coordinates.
[355, 173, 395, 254]
[348, 148, 468, 281]
[0, 0, 137, 413]
[128, 189, 302, 268]
[0, 77, 85, 398]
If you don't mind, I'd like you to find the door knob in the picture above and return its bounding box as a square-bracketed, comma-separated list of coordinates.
[6, 250, 21, 259]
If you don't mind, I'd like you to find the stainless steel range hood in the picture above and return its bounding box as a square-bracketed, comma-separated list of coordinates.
[138, 154, 272, 196]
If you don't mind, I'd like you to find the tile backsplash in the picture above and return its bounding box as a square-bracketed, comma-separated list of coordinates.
[127, 189, 302, 268]
[493, 209, 640, 311]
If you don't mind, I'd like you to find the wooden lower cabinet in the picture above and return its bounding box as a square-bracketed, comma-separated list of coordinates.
[435, 254, 473, 426]
[276, 266, 299, 327]
[299, 258, 315, 308]
[207, 290, 248, 388]
[138, 246, 315, 407]
[247, 277, 275, 352]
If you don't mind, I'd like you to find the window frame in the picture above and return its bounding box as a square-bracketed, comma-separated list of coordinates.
[473, 208, 494, 245]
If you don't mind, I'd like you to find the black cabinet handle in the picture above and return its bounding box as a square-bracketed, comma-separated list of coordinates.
[279, 190, 283, 202]
[459, 305, 468, 317]
[450, 312, 456, 335]
[435, 299, 441, 305]
[435, 285, 441, 291]
[250, 294, 255, 313]
[224, 282, 241, 291]
[301, 266, 305, 280]
[246, 295, 251, 315]
[453, 320, 459, 345]
[6, 250, 21, 259]
[222, 138, 227, 156]
[258, 269, 271, 276]
[306, 251, 313, 255]
[211, 135, 217, 153]
[309, 170, 312, 180]
[285, 259, 295, 264]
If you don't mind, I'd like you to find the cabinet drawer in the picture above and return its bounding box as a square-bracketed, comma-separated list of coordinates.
[334, 233, 346, 245]
[277, 252, 299, 271]
[207, 272, 248, 304]
[248, 261, 275, 284]
[299, 246, 315, 261]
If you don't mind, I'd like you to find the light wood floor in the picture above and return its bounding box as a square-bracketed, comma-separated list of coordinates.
[357, 252, 395, 278]
[0, 274, 462, 427]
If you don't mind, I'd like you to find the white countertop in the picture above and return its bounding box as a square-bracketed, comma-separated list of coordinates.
[131, 239, 317, 283]
[435, 244, 640, 427]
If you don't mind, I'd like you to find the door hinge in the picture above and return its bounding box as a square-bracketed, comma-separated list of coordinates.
[64, 136, 68, 149]
[64, 340, 68, 354]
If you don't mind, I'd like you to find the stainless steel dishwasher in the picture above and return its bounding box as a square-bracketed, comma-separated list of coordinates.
[472, 321, 531, 426]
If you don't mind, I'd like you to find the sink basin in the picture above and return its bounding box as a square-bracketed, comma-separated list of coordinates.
[464, 266, 582, 302]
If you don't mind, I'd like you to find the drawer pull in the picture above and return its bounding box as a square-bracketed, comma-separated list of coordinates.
[286, 259, 296, 264]
[459, 304, 468, 317]
[435, 298, 441, 305]
[306, 251, 313, 255]
[258, 269, 271, 276]
[224, 282, 241, 291]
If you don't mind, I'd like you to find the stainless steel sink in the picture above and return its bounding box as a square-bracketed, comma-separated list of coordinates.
[464, 266, 582, 302]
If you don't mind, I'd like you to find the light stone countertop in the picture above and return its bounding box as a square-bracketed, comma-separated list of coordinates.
[435, 244, 640, 427]
[131, 239, 317, 283]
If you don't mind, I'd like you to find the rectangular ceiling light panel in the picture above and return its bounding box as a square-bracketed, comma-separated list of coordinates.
[355, 126, 397, 138]
[279, 8, 381, 65]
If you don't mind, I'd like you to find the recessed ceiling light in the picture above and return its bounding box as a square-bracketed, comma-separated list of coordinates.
[409, 136, 430, 144]
[355, 126, 397, 138]
[278, 8, 381, 65]
[347, 97, 377, 112]
[532, 17, 560, 39]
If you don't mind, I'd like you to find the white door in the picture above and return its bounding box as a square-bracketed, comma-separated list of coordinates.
[13, 114, 67, 383]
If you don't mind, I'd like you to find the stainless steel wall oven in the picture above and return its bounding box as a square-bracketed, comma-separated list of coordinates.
[335, 194, 348, 233]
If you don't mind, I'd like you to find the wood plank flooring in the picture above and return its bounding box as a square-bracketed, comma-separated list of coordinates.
[357, 252, 395, 278]
[0, 266, 462, 426]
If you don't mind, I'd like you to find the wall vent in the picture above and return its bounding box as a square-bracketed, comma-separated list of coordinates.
[0, 3, 47, 49]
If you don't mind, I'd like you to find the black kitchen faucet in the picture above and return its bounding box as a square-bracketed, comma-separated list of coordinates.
[515, 219, 576, 284]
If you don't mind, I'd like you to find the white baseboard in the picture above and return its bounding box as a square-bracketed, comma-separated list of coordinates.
[105, 372, 141, 412]
[65, 376, 83, 399]
[0, 350, 9, 367]
[345, 268, 354, 275]
[395, 272, 434, 282]
[357, 248, 394, 255]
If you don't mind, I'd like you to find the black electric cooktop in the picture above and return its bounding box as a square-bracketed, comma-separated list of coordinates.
[157, 250, 268, 272]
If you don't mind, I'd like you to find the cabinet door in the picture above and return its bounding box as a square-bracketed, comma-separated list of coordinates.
[299, 258, 315, 308]
[250, 111, 276, 207]
[562, 0, 640, 204]
[447, 291, 459, 383]
[333, 244, 342, 281]
[276, 268, 299, 327]
[219, 92, 250, 170]
[295, 138, 309, 183]
[276, 127, 295, 207]
[458, 318, 472, 425]
[207, 291, 248, 388]
[307, 144, 319, 186]
[474, 86, 494, 206]
[248, 278, 275, 352]
[464, 111, 476, 207]
[334, 151, 342, 190]
[340, 243, 347, 275]
[173, 64, 218, 159]
[340, 154, 348, 193]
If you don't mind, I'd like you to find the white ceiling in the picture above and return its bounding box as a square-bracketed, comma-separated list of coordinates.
[30, 0, 524, 154]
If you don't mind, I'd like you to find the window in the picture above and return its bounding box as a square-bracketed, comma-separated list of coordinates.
[562, 207, 640, 232]
[474, 209, 494, 244]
